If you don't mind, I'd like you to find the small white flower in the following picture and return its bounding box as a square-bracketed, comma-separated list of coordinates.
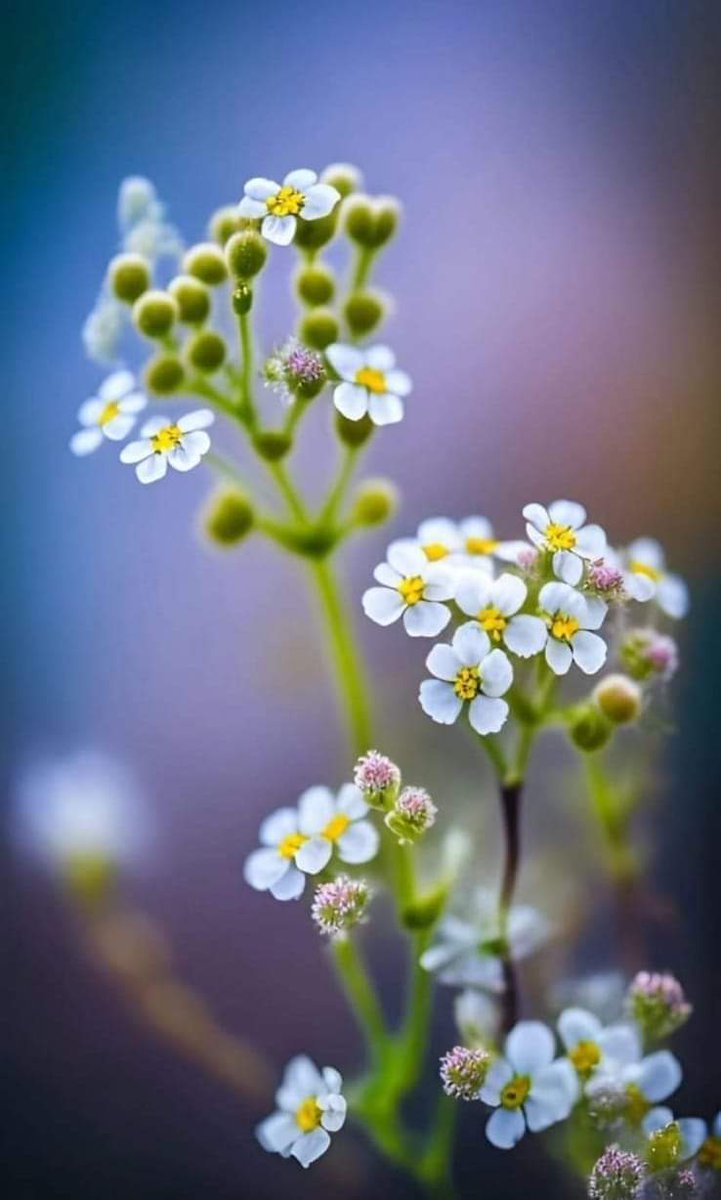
[257, 1056, 346, 1168]
[590, 1048, 683, 1127]
[421, 889, 550, 989]
[244, 807, 309, 901]
[557, 1007, 641, 1083]
[523, 501, 607, 585]
[289, 784, 379, 875]
[480, 1021, 579, 1149]
[642, 1106, 707, 1166]
[456, 572, 547, 658]
[120, 409, 214, 483]
[326, 343, 412, 426]
[538, 581, 607, 675]
[70, 371, 147, 457]
[454, 989, 501, 1048]
[363, 539, 454, 637]
[239, 169, 340, 246]
[414, 516, 527, 574]
[621, 538, 689, 619]
[419, 622, 513, 735]
[82, 294, 126, 365]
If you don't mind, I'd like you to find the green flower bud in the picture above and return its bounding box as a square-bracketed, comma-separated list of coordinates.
[401, 884, 448, 930]
[252, 431, 292, 461]
[232, 282, 253, 314]
[132, 289, 178, 338]
[168, 275, 211, 325]
[295, 265, 335, 306]
[186, 330, 227, 374]
[593, 674, 643, 725]
[144, 353, 185, 395]
[335, 412, 374, 448]
[321, 162, 364, 198]
[225, 229, 268, 279]
[208, 205, 243, 246]
[351, 478, 398, 526]
[344, 289, 386, 337]
[108, 253, 151, 303]
[299, 307, 339, 350]
[293, 211, 338, 251]
[343, 195, 402, 248]
[373, 196, 402, 246]
[569, 704, 613, 752]
[182, 242, 228, 286]
[204, 489, 255, 545]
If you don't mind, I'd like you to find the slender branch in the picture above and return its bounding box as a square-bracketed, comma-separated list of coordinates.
[307, 558, 373, 757]
[332, 936, 388, 1064]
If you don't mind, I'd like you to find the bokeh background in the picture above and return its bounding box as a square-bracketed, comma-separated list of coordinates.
[5, 0, 721, 1196]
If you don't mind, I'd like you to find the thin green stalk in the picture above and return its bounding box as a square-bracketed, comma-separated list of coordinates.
[332, 936, 388, 1063]
[308, 558, 373, 757]
[320, 445, 358, 524]
[350, 245, 375, 291]
[266, 460, 308, 522]
[237, 309, 258, 426]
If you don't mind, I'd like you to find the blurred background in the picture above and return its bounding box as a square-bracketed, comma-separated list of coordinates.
[4, 0, 721, 1196]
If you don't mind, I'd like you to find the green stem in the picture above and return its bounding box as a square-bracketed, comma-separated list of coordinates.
[332, 936, 388, 1063]
[351, 246, 375, 291]
[266, 460, 307, 522]
[237, 310, 257, 426]
[320, 445, 358, 524]
[308, 557, 373, 757]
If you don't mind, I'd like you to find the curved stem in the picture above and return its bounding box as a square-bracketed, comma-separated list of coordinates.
[308, 557, 373, 757]
[332, 936, 388, 1065]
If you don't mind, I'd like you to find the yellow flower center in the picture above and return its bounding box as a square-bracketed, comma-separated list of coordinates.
[550, 614, 580, 642]
[355, 367, 387, 394]
[545, 523, 577, 552]
[501, 1075, 531, 1110]
[323, 813, 351, 842]
[568, 1040, 601, 1077]
[625, 1083, 651, 1127]
[278, 832, 309, 860]
[266, 185, 305, 217]
[629, 559, 663, 582]
[646, 1122, 682, 1172]
[295, 1096, 323, 1133]
[454, 665, 481, 700]
[465, 536, 499, 556]
[151, 424, 183, 454]
[478, 606, 507, 640]
[398, 575, 426, 606]
[423, 542, 450, 561]
[699, 1135, 721, 1171]
[99, 400, 120, 427]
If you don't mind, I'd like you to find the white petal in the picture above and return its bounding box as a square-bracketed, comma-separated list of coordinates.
[637, 1051, 682, 1103]
[333, 382, 368, 420]
[480, 1058, 514, 1106]
[627, 537, 665, 571]
[336, 783, 367, 820]
[496, 540, 533, 564]
[320, 1096, 346, 1133]
[337, 821, 379, 864]
[504, 615, 547, 658]
[575, 524, 607, 559]
[77, 398, 106, 425]
[548, 500, 586, 529]
[387, 539, 427, 575]
[545, 639, 573, 675]
[295, 837, 333, 874]
[325, 342, 363, 379]
[261, 214, 296, 245]
[99, 370, 135, 402]
[480, 649, 513, 697]
[362, 586, 405, 626]
[180, 429, 211, 457]
[140, 415, 168, 437]
[558, 1007, 601, 1050]
[321, 1066, 343, 1095]
[368, 393, 404, 426]
[597, 1023, 641, 1066]
[491, 573, 526, 615]
[403, 600, 450, 637]
[365, 345, 395, 371]
[70, 428, 103, 456]
[301, 183, 340, 219]
[258, 807, 297, 846]
[505, 1021, 555, 1073]
[243, 848, 287, 891]
[384, 369, 412, 397]
[553, 550, 583, 585]
[534, 1059, 579, 1109]
[423, 568, 456, 601]
[269, 866, 305, 900]
[426, 643, 462, 682]
[178, 409, 214, 433]
[453, 622, 491, 666]
[136, 454, 167, 484]
[283, 1056, 324, 1099]
[373, 562, 401, 587]
[571, 631, 607, 675]
[657, 575, 689, 620]
[626, 572, 656, 602]
[678, 1118, 707, 1159]
[486, 1107, 525, 1150]
[468, 695, 508, 735]
[297, 786, 335, 833]
[525, 1082, 571, 1131]
[291, 1127, 331, 1167]
[238, 196, 267, 219]
[168, 445, 202, 473]
[419, 679, 462, 725]
[643, 1106, 674, 1135]
[583, 596, 608, 630]
[283, 168, 318, 191]
[102, 413, 136, 441]
[455, 575, 492, 617]
[539, 581, 577, 614]
[526, 523, 547, 549]
[256, 1112, 298, 1154]
[119, 438, 151, 464]
[522, 503, 550, 531]
[118, 391, 146, 413]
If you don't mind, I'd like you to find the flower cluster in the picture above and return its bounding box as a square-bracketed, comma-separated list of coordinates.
[439, 1045, 491, 1100]
[311, 875, 370, 937]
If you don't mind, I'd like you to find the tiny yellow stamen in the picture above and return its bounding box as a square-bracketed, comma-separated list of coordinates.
[295, 1096, 323, 1133]
[323, 813, 350, 843]
[625, 1083, 651, 1127]
[478, 606, 507, 641]
[629, 559, 663, 583]
[569, 1040, 601, 1077]
[501, 1076, 531, 1110]
[454, 665, 481, 700]
[398, 575, 425, 606]
[423, 542, 450, 562]
[545, 523, 577, 552]
[151, 424, 183, 454]
[99, 401, 120, 427]
[551, 614, 580, 642]
[699, 1135, 721, 1171]
[266, 185, 305, 217]
[278, 832, 309, 860]
[355, 367, 387, 394]
[465, 536, 499, 556]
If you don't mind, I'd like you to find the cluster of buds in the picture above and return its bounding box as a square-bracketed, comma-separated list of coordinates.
[385, 786, 438, 844]
[621, 629, 679, 683]
[353, 750, 401, 811]
[627, 972, 692, 1042]
[311, 875, 370, 937]
[439, 1046, 490, 1101]
[588, 1145, 646, 1199]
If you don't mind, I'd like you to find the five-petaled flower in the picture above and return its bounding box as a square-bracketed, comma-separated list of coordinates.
[70, 371, 147, 456]
[256, 1056, 346, 1167]
[456, 573, 547, 658]
[589, 1047, 683, 1128]
[621, 537, 689, 619]
[480, 1021, 578, 1149]
[557, 1007, 641, 1084]
[419, 622, 513, 735]
[421, 889, 550, 989]
[239, 170, 340, 246]
[119, 409, 214, 483]
[326, 343, 412, 426]
[523, 501, 606, 586]
[413, 516, 528, 574]
[287, 784, 379, 875]
[538, 581, 607, 675]
[363, 539, 454, 637]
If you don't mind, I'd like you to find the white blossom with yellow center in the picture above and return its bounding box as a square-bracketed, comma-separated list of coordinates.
[620, 537, 689, 619]
[538, 582, 608, 675]
[119, 409, 214, 483]
[290, 784, 379, 875]
[419, 622, 513, 735]
[480, 1021, 579, 1149]
[363, 539, 454, 637]
[70, 370, 147, 456]
[557, 1007, 641, 1084]
[523, 501, 607, 585]
[243, 805, 311, 901]
[257, 1056, 346, 1168]
[326, 343, 412, 426]
[414, 516, 529, 574]
[456, 572, 547, 658]
[238, 169, 340, 246]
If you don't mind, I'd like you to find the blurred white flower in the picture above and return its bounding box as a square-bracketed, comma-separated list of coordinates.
[120, 410, 214, 483]
[414, 516, 527, 574]
[480, 1021, 578, 1148]
[421, 889, 550, 989]
[557, 1007, 641, 1083]
[257, 1056, 346, 1167]
[70, 370, 146, 457]
[621, 538, 689, 619]
[82, 294, 125, 365]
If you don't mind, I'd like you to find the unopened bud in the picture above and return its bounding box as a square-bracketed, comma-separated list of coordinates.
[132, 290, 178, 338]
[439, 1046, 490, 1101]
[588, 1145, 646, 1200]
[385, 786, 437, 844]
[321, 162, 364, 198]
[144, 354, 185, 395]
[293, 211, 338, 251]
[168, 275, 211, 325]
[351, 478, 398, 527]
[186, 330, 227, 374]
[208, 205, 244, 246]
[311, 875, 370, 936]
[621, 628, 679, 683]
[344, 195, 402, 248]
[335, 411, 374, 448]
[232, 282, 253, 315]
[569, 704, 613, 752]
[626, 971, 692, 1041]
[204, 489, 255, 546]
[252, 431, 292, 461]
[344, 289, 386, 337]
[108, 253, 151, 304]
[182, 242, 228, 286]
[353, 750, 401, 811]
[225, 229, 268, 279]
[295, 265, 335, 306]
[299, 307, 339, 351]
[593, 674, 642, 725]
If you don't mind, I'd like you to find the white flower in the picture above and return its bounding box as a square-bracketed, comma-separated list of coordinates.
[621, 538, 689, 619]
[419, 622, 513, 735]
[82, 294, 125, 364]
[289, 784, 379, 875]
[480, 1021, 579, 1149]
[326, 343, 412, 426]
[557, 1008, 641, 1083]
[456, 572, 547, 658]
[257, 1056, 346, 1168]
[538, 581, 607, 675]
[363, 539, 454, 637]
[70, 371, 147, 457]
[642, 1106, 707, 1166]
[238, 169, 340, 246]
[421, 889, 551, 989]
[244, 807, 310, 901]
[523, 501, 607, 585]
[117, 177, 182, 262]
[454, 989, 501, 1048]
[119, 409, 214, 483]
[590, 1048, 683, 1127]
[414, 516, 527, 574]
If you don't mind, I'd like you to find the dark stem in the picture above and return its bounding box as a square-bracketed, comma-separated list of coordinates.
[498, 781, 523, 1033]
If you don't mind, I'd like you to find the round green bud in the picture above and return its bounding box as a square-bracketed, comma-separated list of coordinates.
[132, 289, 178, 338]
[295, 265, 335, 306]
[144, 353, 185, 395]
[299, 307, 339, 350]
[208, 205, 244, 246]
[343, 195, 376, 246]
[351, 478, 398, 526]
[593, 674, 643, 725]
[225, 229, 268, 279]
[108, 253, 151, 303]
[167, 275, 211, 325]
[373, 196, 402, 246]
[321, 162, 363, 198]
[569, 705, 613, 753]
[344, 289, 385, 337]
[232, 282, 253, 314]
[293, 211, 338, 251]
[186, 330, 227, 374]
[253, 431, 292, 461]
[182, 242, 228, 286]
[335, 412, 374, 448]
[204, 489, 255, 546]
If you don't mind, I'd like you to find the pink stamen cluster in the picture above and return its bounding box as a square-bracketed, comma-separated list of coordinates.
[517, 546, 539, 571]
[622, 629, 679, 683]
[627, 971, 692, 1039]
[439, 1046, 490, 1100]
[588, 1145, 646, 1199]
[395, 786, 437, 832]
[353, 749, 401, 804]
[285, 340, 325, 386]
[263, 338, 326, 399]
[586, 558, 627, 601]
[311, 874, 369, 937]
